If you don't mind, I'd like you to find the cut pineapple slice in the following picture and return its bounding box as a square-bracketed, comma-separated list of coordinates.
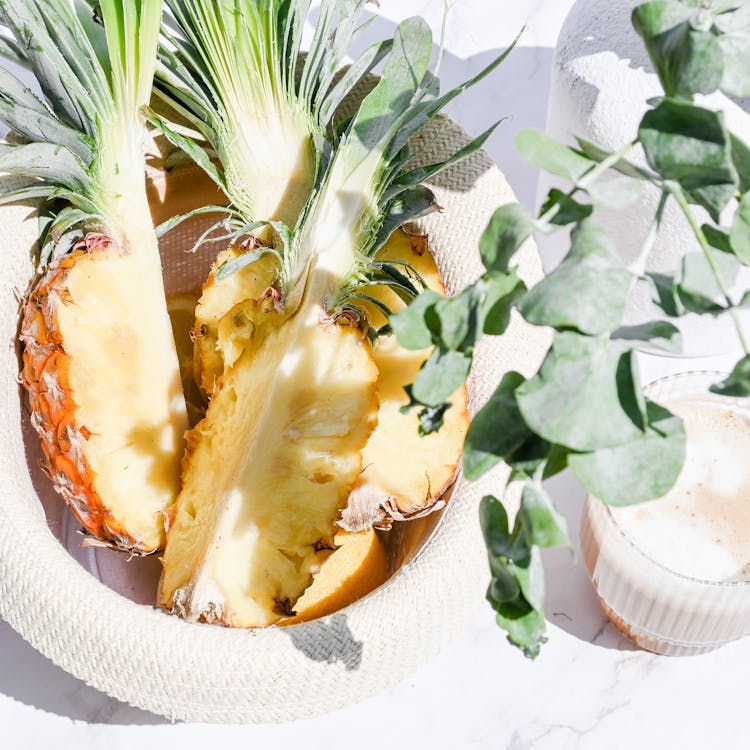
[341, 230, 469, 531]
[342, 336, 468, 531]
[285, 530, 388, 623]
[21, 242, 188, 553]
[193, 248, 278, 396]
[191, 229, 468, 534]
[159, 307, 379, 627]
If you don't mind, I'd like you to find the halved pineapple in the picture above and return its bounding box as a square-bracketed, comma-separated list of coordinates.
[9, 1, 189, 554]
[192, 229, 469, 534]
[22, 241, 187, 553]
[342, 231, 469, 531]
[158, 306, 379, 626]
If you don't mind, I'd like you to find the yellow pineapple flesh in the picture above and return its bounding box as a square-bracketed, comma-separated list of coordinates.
[193, 249, 279, 396]
[21, 237, 188, 553]
[285, 530, 388, 623]
[192, 229, 468, 534]
[342, 230, 469, 530]
[158, 305, 379, 626]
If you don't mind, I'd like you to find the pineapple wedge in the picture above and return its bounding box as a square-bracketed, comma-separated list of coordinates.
[286, 530, 388, 623]
[22, 243, 187, 553]
[158, 306, 379, 626]
[8, 1, 189, 554]
[193, 230, 469, 533]
[342, 231, 469, 531]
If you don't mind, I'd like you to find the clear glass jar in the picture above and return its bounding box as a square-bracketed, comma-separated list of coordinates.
[580, 371, 750, 655]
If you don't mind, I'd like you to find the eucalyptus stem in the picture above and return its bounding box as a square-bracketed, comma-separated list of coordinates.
[539, 141, 637, 226]
[669, 182, 750, 355]
[630, 190, 669, 276]
[578, 140, 637, 190]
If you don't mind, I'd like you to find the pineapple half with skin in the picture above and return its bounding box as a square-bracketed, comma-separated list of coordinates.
[159, 303, 379, 626]
[191, 229, 469, 532]
[158, 14, 513, 625]
[8, 0, 188, 553]
[344, 231, 470, 531]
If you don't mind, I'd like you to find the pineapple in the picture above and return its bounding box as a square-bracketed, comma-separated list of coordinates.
[343, 231, 470, 531]
[158, 307, 379, 626]
[192, 229, 469, 532]
[286, 530, 388, 623]
[9, 0, 188, 553]
[192, 249, 278, 397]
[157, 11, 511, 625]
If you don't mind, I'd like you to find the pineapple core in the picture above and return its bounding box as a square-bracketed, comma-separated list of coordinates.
[159, 304, 379, 627]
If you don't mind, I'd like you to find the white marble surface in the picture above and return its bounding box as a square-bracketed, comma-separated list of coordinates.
[4, 1, 750, 747]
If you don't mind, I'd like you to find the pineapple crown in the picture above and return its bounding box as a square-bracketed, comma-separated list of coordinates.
[153, 0, 390, 227]
[0, 0, 163, 264]
[213, 16, 518, 317]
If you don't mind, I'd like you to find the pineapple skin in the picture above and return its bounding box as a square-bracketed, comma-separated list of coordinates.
[20, 235, 188, 554]
[21, 247, 119, 545]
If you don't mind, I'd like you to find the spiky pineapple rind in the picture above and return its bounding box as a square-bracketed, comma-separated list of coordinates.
[20, 240, 156, 555]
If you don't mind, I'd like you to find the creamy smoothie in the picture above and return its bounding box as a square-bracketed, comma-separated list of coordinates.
[581, 372, 750, 655]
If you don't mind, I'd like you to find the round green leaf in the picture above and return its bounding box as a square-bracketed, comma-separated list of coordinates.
[517, 219, 633, 335]
[464, 371, 529, 481]
[479, 203, 535, 273]
[568, 401, 686, 506]
[516, 333, 645, 451]
[411, 348, 471, 407]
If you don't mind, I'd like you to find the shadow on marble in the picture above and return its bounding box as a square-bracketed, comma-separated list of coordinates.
[541, 472, 637, 652]
[0, 620, 167, 725]
[286, 613, 364, 671]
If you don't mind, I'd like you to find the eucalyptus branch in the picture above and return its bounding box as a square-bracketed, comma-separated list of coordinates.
[394, 0, 750, 657]
[578, 140, 637, 190]
[669, 182, 750, 355]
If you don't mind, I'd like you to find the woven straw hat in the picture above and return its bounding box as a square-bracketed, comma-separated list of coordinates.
[0, 113, 547, 723]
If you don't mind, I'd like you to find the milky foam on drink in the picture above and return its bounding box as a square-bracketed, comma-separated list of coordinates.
[611, 396, 750, 583]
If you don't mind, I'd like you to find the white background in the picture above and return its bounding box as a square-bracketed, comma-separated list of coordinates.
[3, 1, 748, 748]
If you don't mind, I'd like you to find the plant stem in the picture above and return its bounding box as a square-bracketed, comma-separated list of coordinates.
[538, 141, 637, 226]
[669, 183, 750, 355]
[578, 140, 638, 190]
[629, 190, 669, 276]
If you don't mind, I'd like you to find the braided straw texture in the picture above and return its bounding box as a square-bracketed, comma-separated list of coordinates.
[0, 114, 548, 723]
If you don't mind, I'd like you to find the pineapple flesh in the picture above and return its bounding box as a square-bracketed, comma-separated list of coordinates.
[286, 530, 388, 623]
[158, 304, 379, 626]
[21, 240, 187, 553]
[191, 230, 469, 534]
[343, 231, 469, 531]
